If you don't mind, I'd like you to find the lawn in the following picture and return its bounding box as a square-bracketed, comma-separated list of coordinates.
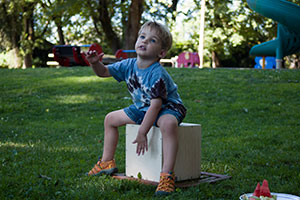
[1, 67, 300, 200]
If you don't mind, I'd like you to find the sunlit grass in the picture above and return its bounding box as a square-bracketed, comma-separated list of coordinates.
[0, 141, 32, 148]
[1, 67, 300, 199]
[52, 75, 112, 84]
[0, 141, 88, 153]
[54, 94, 96, 104]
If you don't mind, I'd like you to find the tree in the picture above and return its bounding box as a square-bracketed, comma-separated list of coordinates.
[4, 0, 286, 68]
[124, 0, 143, 50]
[171, 0, 278, 68]
[1, 0, 181, 68]
[39, 0, 82, 45]
[82, 0, 179, 54]
[21, 1, 36, 68]
[42, 1, 66, 45]
[0, 0, 48, 68]
[0, 0, 85, 68]
[0, 0, 23, 68]
[83, 0, 144, 53]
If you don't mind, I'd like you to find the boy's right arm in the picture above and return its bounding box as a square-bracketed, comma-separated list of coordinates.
[86, 51, 111, 77]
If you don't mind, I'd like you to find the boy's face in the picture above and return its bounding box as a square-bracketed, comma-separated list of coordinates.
[135, 27, 166, 60]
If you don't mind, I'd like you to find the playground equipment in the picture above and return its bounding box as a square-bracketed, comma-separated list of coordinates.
[73, 43, 103, 66]
[52, 43, 133, 67]
[247, 0, 300, 69]
[115, 49, 136, 60]
[52, 43, 103, 66]
[52, 45, 79, 66]
[177, 52, 200, 68]
[254, 56, 276, 69]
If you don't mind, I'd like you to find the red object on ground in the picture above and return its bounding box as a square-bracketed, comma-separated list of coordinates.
[253, 182, 261, 197]
[260, 179, 271, 197]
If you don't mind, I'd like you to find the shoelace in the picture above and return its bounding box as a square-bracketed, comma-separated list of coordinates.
[157, 175, 175, 192]
[90, 160, 106, 174]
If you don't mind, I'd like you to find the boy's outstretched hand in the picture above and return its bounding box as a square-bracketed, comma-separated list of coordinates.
[132, 132, 148, 156]
[85, 50, 104, 65]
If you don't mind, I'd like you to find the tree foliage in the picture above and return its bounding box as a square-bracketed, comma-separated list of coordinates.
[1, 0, 298, 68]
[0, 0, 38, 68]
[171, 0, 278, 67]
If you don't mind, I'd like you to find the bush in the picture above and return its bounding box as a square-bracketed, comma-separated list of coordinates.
[0, 52, 8, 68]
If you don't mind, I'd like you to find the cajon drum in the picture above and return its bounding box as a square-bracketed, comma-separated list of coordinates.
[125, 123, 201, 182]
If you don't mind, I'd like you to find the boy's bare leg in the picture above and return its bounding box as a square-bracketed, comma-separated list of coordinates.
[101, 109, 135, 162]
[157, 114, 179, 173]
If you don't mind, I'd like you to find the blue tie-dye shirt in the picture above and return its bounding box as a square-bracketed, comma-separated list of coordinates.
[108, 58, 186, 117]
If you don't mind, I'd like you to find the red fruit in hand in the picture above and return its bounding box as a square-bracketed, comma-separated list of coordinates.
[260, 179, 271, 197]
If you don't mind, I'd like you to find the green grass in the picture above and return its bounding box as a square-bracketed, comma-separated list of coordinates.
[1, 67, 300, 199]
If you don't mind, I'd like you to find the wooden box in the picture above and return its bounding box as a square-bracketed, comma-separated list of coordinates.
[125, 123, 201, 182]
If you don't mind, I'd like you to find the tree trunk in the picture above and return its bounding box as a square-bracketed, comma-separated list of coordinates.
[212, 51, 220, 68]
[53, 15, 66, 45]
[23, 53, 33, 69]
[0, 2, 22, 68]
[170, 0, 179, 20]
[55, 20, 65, 45]
[97, 0, 121, 53]
[10, 21, 22, 68]
[22, 3, 35, 69]
[124, 0, 143, 51]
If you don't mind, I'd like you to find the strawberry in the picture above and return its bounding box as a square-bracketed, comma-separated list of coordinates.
[260, 179, 271, 197]
[252, 182, 261, 197]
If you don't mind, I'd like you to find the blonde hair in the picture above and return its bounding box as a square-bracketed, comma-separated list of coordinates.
[139, 21, 173, 52]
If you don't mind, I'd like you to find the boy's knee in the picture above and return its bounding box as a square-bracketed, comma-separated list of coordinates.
[159, 117, 178, 133]
[104, 110, 130, 127]
[104, 112, 116, 126]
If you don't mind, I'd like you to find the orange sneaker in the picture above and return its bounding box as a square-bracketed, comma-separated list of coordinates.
[86, 158, 118, 176]
[155, 172, 175, 196]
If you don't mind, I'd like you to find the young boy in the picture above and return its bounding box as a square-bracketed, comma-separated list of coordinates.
[86, 21, 186, 196]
